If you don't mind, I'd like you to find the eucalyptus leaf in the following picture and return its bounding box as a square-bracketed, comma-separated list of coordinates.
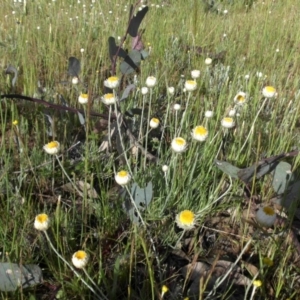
[123, 181, 153, 224]
[140, 49, 149, 59]
[43, 113, 53, 136]
[77, 111, 85, 125]
[120, 50, 141, 75]
[128, 6, 149, 37]
[68, 57, 80, 77]
[0, 263, 42, 292]
[214, 160, 240, 179]
[58, 94, 68, 107]
[272, 161, 293, 194]
[108, 36, 127, 60]
[5, 65, 18, 87]
[276, 180, 300, 208]
[238, 154, 285, 184]
[120, 84, 136, 102]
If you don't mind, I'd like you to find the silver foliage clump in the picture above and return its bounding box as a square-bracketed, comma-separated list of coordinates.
[208, 63, 231, 93]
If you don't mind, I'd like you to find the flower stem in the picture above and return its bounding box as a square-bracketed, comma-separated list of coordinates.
[239, 97, 268, 155]
[143, 88, 153, 170]
[113, 100, 132, 176]
[108, 105, 112, 150]
[55, 155, 83, 196]
[83, 268, 108, 300]
[43, 231, 104, 300]
[178, 92, 191, 135]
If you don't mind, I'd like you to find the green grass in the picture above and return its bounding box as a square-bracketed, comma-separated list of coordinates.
[1, 0, 300, 299]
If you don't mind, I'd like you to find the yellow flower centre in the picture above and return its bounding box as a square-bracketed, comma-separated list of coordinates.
[223, 117, 233, 123]
[186, 80, 196, 85]
[237, 95, 245, 102]
[80, 93, 88, 99]
[13, 120, 18, 125]
[175, 138, 186, 146]
[263, 206, 275, 216]
[108, 76, 118, 83]
[253, 280, 262, 287]
[74, 250, 87, 260]
[47, 141, 59, 149]
[179, 210, 195, 224]
[37, 214, 48, 223]
[162, 285, 169, 293]
[262, 257, 274, 267]
[194, 126, 207, 135]
[105, 93, 114, 99]
[265, 86, 276, 93]
[151, 118, 159, 124]
[118, 171, 128, 177]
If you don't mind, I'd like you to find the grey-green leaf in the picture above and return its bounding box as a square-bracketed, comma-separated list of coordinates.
[120, 50, 141, 75]
[272, 161, 293, 194]
[0, 263, 43, 291]
[5, 65, 18, 87]
[140, 50, 149, 59]
[214, 160, 240, 179]
[274, 180, 300, 217]
[120, 84, 136, 102]
[124, 181, 153, 224]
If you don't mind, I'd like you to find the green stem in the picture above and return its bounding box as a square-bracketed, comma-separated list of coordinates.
[143, 88, 153, 170]
[113, 99, 132, 175]
[178, 92, 192, 135]
[43, 231, 103, 300]
[55, 155, 83, 196]
[239, 97, 268, 155]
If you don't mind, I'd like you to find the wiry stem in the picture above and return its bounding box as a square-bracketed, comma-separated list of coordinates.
[42, 231, 104, 300]
[178, 92, 192, 135]
[111, 0, 143, 75]
[55, 155, 83, 196]
[143, 88, 153, 170]
[113, 100, 133, 175]
[239, 97, 268, 155]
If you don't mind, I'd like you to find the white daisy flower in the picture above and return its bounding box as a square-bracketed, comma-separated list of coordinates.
[175, 210, 196, 230]
[221, 117, 235, 129]
[234, 92, 247, 106]
[72, 77, 79, 84]
[145, 76, 157, 88]
[115, 170, 131, 185]
[72, 250, 89, 269]
[141, 87, 149, 95]
[43, 141, 60, 155]
[191, 69, 200, 79]
[149, 118, 160, 129]
[191, 126, 208, 142]
[78, 93, 88, 104]
[34, 213, 50, 231]
[262, 86, 276, 98]
[205, 58, 212, 65]
[101, 93, 117, 105]
[205, 110, 214, 118]
[184, 80, 197, 92]
[171, 137, 187, 153]
[173, 103, 181, 111]
[228, 109, 236, 117]
[168, 87, 175, 95]
[162, 165, 168, 172]
[256, 206, 276, 227]
[104, 76, 119, 89]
